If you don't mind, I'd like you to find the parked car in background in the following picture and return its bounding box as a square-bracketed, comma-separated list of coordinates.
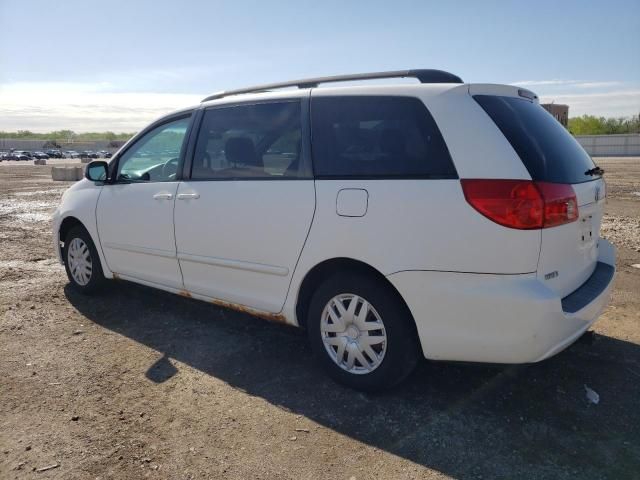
[53, 69, 615, 391]
[46, 149, 65, 158]
[65, 151, 80, 158]
[80, 151, 99, 159]
[32, 151, 50, 160]
[4, 152, 31, 160]
[13, 151, 33, 159]
[104, 152, 113, 158]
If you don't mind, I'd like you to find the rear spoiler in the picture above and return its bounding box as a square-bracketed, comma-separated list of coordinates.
[468, 84, 539, 103]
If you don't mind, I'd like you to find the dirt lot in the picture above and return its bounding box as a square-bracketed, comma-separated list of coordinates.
[1, 158, 639, 479]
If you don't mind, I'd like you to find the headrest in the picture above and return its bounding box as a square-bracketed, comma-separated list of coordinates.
[225, 137, 261, 167]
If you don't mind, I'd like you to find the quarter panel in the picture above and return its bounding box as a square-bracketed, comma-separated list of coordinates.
[293, 179, 540, 277]
[387, 270, 565, 363]
[284, 86, 542, 326]
[422, 87, 532, 180]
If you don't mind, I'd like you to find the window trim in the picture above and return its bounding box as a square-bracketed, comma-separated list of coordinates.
[309, 95, 459, 181]
[313, 173, 460, 180]
[183, 97, 313, 182]
[107, 110, 196, 184]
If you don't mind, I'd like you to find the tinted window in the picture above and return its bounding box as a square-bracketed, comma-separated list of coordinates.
[117, 116, 190, 182]
[311, 96, 456, 178]
[192, 102, 306, 179]
[474, 95, 598, 184]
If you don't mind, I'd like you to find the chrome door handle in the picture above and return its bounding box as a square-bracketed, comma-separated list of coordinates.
[153, 193, 173, 200]
[177, 193, 200, 200]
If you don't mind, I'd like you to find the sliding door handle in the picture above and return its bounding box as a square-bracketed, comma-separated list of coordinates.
[153, 192, 173, 200]
[177, 193, 200, 200]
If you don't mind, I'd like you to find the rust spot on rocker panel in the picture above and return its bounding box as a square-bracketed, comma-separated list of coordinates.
[209, 298, 288, 324]
[112, 272, 120, 280]
[178, 290, 192, 298]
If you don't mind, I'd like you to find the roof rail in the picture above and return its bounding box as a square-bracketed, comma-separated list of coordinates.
[201, 69, 463, 102]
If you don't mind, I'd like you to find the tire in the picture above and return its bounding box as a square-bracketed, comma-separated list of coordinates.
[63, 225, 105, 294]
[307, 271, 420, 391]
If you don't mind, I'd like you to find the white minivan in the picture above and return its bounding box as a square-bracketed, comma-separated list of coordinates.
[53, 70, 615, 390]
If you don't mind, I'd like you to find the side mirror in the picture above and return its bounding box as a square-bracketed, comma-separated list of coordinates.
[85, 160, 108, 182]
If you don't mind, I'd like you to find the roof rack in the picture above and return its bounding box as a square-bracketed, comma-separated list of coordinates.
[201, 69, 463, 102]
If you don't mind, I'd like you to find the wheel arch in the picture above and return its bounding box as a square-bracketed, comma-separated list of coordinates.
[59, 216, 85, 246]
[295, 257, 421, 350]
[58, 216, 104, 271]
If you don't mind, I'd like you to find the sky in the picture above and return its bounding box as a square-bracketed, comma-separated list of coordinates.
[1, 0, 639, 132]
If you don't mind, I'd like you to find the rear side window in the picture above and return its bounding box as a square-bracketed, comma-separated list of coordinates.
[311, 96, 456, 179]
[474, 95, 598, 184]
[192, 101, 307, 180]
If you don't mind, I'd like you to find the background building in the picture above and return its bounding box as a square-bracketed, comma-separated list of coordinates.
[541, 103, 569, 127]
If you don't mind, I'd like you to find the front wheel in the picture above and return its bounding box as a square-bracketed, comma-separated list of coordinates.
[64, 226, 105, 294]
[307, 272, 420, 391]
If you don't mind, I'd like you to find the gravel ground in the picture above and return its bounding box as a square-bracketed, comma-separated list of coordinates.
[1, 158, 639, 479]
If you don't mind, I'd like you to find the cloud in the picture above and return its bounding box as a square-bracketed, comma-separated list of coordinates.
[1, 78, 639, 132]
[509, 79, 639, 117]
[0, 81, 202, 132]
[571, 81, 623, 89]
[540, 89, 640, 117]
[513, 79, 581, 86]
[512, 79, 623, 89]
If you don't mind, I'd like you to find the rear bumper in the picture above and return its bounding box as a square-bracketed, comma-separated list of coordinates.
[387, 239, 616, 364]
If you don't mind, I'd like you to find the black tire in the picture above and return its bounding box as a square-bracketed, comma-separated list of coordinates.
[307, 271, 420, 391]
[63, 225, 106, 294]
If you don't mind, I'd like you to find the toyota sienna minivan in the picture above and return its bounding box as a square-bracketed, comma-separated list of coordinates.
[53, 69, 615, 390]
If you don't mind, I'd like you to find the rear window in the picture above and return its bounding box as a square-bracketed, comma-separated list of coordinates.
[474, 95, 598, 184]
[311, 96, 457, 179]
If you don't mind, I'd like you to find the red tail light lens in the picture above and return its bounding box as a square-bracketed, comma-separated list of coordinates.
[461, 179, 578, 229]
[536, 182, 579, 227]
[461, 179, 543, 229]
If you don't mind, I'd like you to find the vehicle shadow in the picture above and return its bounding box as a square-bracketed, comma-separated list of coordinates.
[65, 281, 640, 479]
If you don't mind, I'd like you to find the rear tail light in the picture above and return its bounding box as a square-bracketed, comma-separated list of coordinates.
[461, 179, 578, 229]
[536, 181, 579, 227]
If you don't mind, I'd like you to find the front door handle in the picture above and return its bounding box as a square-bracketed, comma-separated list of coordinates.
[177, 193, 200, 200]
[153, 192, 173, 200]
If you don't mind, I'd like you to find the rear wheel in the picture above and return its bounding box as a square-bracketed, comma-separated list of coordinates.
[64, 226, 105, 294]
[307, 272, 419, 391]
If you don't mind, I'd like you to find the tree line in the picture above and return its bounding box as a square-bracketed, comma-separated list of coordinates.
[1, 115, 639, 140]
[0, 130, 135, 141]
[568, 114, 640, 136]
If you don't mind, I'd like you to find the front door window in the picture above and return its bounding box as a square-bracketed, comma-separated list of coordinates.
[117, 117, 190, 182]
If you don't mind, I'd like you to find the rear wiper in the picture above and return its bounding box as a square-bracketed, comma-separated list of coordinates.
[585, 166, 604, 176]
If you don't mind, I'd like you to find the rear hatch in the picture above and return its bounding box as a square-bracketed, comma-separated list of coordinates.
[473, 92, 605, 298]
